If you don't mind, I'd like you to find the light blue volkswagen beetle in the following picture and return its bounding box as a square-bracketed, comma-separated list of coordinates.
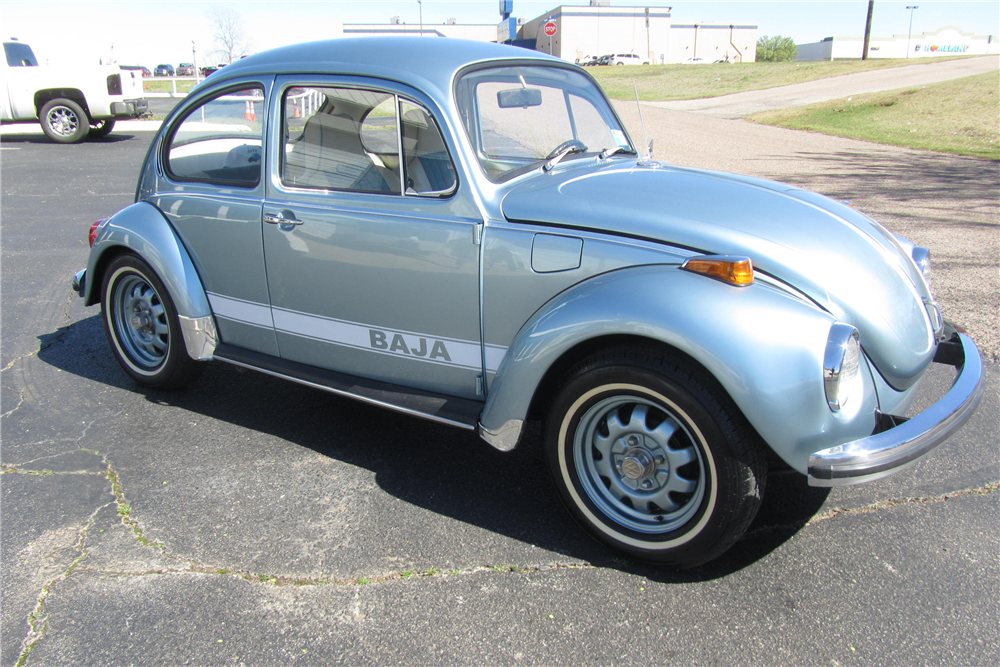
[73, 38, 984, 567]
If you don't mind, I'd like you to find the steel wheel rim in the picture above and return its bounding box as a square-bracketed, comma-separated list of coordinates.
[47, 106, 80, 137]
[112, 274, 169, 369]
[573, 395, 706, 534]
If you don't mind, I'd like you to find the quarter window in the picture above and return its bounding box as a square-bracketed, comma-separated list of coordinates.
[282, 86, 456, 196]
[166, 87, 265, 187]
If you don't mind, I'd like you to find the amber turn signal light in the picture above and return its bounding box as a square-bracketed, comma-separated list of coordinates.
[681, 256, 754, 286]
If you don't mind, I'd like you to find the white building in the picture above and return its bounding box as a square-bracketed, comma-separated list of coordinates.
[518, 5, 756, 64]
[797, 26, 999, 61]
[345, 4, 757, 65]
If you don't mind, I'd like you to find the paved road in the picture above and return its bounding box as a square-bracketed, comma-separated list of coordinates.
[644, 55, 1000, 117]
[2, 104, 997, 665]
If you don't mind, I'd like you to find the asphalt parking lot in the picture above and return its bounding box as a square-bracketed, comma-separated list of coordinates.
[1, 110, 997, 665]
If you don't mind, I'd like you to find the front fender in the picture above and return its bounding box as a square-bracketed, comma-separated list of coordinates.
[84, 201, 216, 358]
[480, 265, 879, 473]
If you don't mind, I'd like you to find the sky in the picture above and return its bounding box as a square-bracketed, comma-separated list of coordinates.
[3, 0, 998, 67]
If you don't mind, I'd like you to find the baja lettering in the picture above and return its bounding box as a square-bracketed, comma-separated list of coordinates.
[430, 341, 451, 361]
[390, 334, 409, 354]
[369, 327, 454, 364]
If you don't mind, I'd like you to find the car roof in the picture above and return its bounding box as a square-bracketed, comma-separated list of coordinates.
[206, 37, 564, 100]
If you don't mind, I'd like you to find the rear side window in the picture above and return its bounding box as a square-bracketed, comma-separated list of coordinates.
[166, 86, 265, 187]
[4, 42, 37, 67]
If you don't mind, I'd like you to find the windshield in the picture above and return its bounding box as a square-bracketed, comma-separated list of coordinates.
[456, 65, 633, 182]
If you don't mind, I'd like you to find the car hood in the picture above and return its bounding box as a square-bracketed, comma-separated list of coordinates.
[500, 160, 936, 389]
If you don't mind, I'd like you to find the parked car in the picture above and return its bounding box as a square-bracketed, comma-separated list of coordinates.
[579, 57, 599, 67]
[596, 54, 614, 66]
[72, 37, 984, 567]
[611, 53, 648, 65]
[1, 40, 147, 143]
[176, 62, 194, 76]
[154, 63, 174, 76]
[199, 65, 218, 77]
[681, 57, 708, 65]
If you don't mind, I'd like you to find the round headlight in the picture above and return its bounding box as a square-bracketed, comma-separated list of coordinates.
[912, 246, 931, 284]
[824, 323, 861, 412]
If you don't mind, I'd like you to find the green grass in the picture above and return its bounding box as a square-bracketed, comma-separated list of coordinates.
[590, 55, 979, 101]
[748, 72, 999, 160]
[143, 79, 198, 93]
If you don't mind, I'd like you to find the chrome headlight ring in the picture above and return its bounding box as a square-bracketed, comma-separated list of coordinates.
[912, 246, 931, 284]
[824, 323, 861, 412]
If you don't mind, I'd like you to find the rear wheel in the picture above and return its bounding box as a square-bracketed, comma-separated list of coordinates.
[39, 98, 90, 143]
[101, 254, 203, 389]
[88, 119, 116, 138]
[545, 348, 766, 567]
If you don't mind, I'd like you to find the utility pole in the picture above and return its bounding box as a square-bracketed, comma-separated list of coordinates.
[906, 6, 919, 58]
[418, 0, 423, 37]
[862, 0, 875, 60]
[192, 41, 200, 84]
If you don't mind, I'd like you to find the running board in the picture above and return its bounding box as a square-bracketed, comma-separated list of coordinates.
[212, 344, 483, 431]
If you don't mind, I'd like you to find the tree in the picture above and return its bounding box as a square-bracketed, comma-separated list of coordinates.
[208, 7, 253, 64]
[756, 35, 798, 62]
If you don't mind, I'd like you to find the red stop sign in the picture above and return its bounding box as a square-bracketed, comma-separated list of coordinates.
[543, 21, 557, 36]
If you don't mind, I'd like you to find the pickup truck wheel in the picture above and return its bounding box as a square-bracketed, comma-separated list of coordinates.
[88, 119, 116, 138]
[39, 98, 90, 144]
[545, 349, 766, 567]
[101, 254, 203, 389]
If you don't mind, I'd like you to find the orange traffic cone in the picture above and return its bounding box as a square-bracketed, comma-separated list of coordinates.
[244, 100, 256, 122]
[293, 100, 301, 118]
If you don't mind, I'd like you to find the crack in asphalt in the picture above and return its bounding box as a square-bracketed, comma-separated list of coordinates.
[1, 391, 26, 419]
[14, 501, 111, 667]
[6, 448, 997, 664]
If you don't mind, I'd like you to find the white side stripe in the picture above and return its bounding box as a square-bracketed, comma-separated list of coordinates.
[210, 295, 507, 372]
[207, 293, 275, 328]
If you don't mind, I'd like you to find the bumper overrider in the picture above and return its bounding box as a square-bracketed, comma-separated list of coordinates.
[809, 329, 985, 487]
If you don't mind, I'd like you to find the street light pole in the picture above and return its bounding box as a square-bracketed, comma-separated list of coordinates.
[906, 5, 919, 58]
[418, 0, 423, 37]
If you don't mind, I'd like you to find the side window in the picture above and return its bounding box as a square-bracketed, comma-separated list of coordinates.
[400, 101, 457, 195]
[282, 87, 402, 194]
[282, 86, 456, 197]
[166, 87, 264, 186]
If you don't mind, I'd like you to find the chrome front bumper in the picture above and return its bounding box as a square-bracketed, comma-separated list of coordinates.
[808, 332, 985, 487]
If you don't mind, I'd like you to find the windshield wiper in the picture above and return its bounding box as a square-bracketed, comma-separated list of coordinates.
[543, 144, 587, 171]
[599, 146, 637, 159]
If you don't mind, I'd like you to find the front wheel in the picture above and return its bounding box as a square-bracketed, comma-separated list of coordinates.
[39, 98, 90, 143]
[101, 254, 204, 389]
[545, 348, 766, 567]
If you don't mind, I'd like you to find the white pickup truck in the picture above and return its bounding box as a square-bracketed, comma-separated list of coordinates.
[1, 40, 148, 143]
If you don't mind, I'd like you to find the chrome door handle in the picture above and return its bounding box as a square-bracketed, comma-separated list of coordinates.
[264, 212, 303, 225]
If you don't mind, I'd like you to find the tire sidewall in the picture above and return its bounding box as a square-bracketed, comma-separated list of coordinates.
[88, 119, 116, 138]
[40, 98, 90, 144]
[101, 255, 184, 387]
[546, 362, 745, 563]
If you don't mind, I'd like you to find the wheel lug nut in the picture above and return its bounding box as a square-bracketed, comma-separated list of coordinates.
[655, 456, 665, 465]
[627, 436, 639, 447]
[641, 480, 652, 489]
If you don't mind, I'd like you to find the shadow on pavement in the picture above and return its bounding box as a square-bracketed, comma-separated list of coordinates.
[0, 134, 136, 144]
[37, 314, 830, 581]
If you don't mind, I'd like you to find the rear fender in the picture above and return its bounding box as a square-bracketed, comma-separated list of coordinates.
[480, 265, 879, 472]
[85, 201, 216, 359]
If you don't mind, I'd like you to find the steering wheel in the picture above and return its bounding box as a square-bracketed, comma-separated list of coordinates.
[545, 139, 587, 160]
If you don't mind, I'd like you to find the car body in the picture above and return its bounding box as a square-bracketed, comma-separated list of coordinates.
[611, 53, 648, 65]
[176, 62, 195, 76]
[596, 54, 614, 66]
[681, 57, 708, 65]
[154, 63, 174, 76]
[72, 37, 984, 567]
[199, 65, 218, 77]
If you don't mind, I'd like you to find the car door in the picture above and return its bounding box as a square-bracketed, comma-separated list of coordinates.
[152, 78, 278, 356]
[262, 75, 484, 400]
